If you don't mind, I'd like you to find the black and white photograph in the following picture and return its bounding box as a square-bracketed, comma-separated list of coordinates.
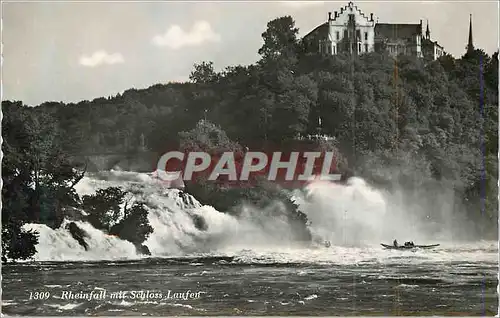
[1, 0, 499, 316]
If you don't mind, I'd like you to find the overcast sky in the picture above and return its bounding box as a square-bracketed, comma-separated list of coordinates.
[2, 1, 498, 106]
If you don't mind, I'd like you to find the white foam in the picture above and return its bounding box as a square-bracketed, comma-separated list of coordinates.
[23, 170, 497, 265]
[23, 219, 137, 262]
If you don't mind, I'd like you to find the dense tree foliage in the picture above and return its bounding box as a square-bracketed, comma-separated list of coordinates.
[1, 105, 154, 261]
[2, 14, 498, 260]
[82, 187, 128, 231]
[1, 102, 84, 261]
[109, 202, 153, 249]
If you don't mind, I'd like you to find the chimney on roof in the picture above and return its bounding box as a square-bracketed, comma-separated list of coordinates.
[370, 13, 373, 21]
[328, 12, 332, 21]
[334, 11, 337, 18]
[340, 8, 344, 13]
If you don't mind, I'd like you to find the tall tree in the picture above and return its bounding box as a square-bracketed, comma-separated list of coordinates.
[189, 61, 218, 84]
[258, 16, 300, 62]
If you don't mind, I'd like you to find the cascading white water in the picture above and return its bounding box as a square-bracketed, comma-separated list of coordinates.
[293, 177, 440, 247]
[25, 170, 316, 261]
[24, 170, 469, 262]
[293, 178, 388, 247]
[24, 220, 138, 262]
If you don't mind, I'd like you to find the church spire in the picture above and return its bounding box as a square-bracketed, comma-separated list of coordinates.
[467, 14, 474, 53]
[425, 20, 430, 39]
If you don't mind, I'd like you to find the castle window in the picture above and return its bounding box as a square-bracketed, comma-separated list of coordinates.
[356, 30, 361, 40]
[336, 31, 340, 40]
[358, 43, 361, 52]
[344, 30, 348, 39]
[364, 44, 368, 52]
[364, 32, 368, 41]
[333, 45, 336, 54]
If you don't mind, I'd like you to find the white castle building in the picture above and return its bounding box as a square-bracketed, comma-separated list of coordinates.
[303, 1, 446, 60]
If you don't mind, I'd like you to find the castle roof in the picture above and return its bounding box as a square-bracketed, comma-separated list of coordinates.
[303, 22, 328, 41]
[374, 23, 422, 41]
[329, 1, 374, 23]
[422, 37, 444, 49]
[303, 22, 424, 42]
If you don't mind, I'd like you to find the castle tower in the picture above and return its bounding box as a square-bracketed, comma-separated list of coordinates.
[467, 14, 474, 53]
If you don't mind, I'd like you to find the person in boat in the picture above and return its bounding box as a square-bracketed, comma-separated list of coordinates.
[393, 239, 398, 247]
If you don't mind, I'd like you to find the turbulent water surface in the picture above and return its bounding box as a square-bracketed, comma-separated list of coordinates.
[2, 171, 498, 315]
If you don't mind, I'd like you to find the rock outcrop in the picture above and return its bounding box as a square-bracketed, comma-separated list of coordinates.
[66, 222, 89, 251]
[135, 244, 151, 256]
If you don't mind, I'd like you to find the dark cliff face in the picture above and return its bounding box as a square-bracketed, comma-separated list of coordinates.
[135, 244, 151, 256]
[67, 222, 89, 251]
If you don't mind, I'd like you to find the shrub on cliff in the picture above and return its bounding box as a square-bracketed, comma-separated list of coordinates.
[109, 202, 153, 247]
[82, 187, 153, 247]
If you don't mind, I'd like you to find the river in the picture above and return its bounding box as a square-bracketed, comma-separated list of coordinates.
[1, 171, 498, 315]
[2, 243, 498, 315]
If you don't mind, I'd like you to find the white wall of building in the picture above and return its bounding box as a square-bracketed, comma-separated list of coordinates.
[416, 34, 422, 57]
[315, 2, 441, 59]
[434, 44, 444, 59]
[326, 2, 376, 55]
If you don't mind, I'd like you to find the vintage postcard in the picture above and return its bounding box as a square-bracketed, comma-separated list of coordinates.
[1, 0, 498, 316]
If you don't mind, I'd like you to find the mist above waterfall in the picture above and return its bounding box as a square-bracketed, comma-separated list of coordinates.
[294, 177, 474, 247]
[25, 170, 483, 262]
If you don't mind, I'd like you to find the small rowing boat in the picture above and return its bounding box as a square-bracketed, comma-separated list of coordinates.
[380, 243, 440, 250]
